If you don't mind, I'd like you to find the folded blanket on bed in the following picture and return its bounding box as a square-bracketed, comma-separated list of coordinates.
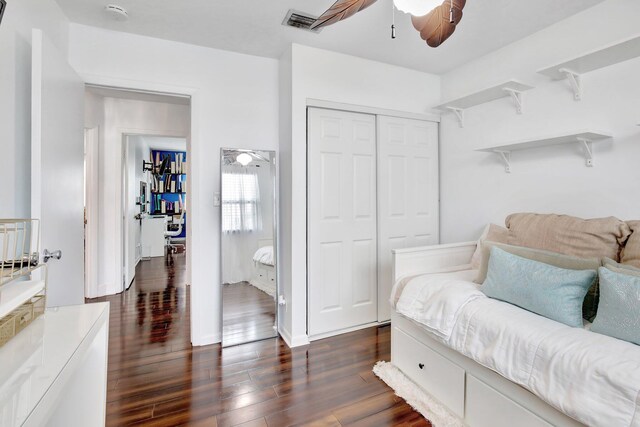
[395, 271, 483, 340]
[253, 246, 274, 266]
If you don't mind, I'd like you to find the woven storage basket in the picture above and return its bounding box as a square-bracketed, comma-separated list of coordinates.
[0, 296, 46, 347]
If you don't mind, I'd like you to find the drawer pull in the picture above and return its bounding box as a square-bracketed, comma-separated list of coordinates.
[418, 363, 424, 370]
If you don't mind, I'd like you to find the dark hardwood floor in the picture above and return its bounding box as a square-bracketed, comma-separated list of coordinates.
[87, 254, 428, 426]
[223, 282, 277, 347]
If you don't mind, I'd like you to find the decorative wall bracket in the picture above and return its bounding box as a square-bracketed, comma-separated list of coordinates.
[447, 107, 465, 128]
[558, 68, 583, 101]
[494, 150, 511, 173]
[578, 137, 594, 167]
[503, 88, 524, 114]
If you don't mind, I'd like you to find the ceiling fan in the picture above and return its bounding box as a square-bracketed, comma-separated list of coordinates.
[310, 0, 467, 48]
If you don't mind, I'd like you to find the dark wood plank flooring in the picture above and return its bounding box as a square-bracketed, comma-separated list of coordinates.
[87, 255, 428, 426]
[223, 282, 276, 347]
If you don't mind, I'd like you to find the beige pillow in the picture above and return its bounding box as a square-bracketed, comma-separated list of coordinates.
[470, 224, 510, 269]
[621, 221, 640, 268]
[476, 242, 601, 321]
[603, 257, 640, 277]
[505, 213, 631, 262]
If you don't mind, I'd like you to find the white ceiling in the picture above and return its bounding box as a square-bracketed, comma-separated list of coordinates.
[56, 0, 604, 74]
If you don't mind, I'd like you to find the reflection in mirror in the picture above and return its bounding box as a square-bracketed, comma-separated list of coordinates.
[221, 149, 277, 347]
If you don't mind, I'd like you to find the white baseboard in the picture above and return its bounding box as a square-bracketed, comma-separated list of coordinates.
[191, 332, 221, 347]
[309, 321, 387, 342]
[279, 326, 310, 348]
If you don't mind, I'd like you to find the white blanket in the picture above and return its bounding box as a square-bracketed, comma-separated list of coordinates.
[253, 246, 274, 266]
[395, 271, 640, 427]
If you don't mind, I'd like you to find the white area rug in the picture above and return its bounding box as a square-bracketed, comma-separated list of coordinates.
[249, 279, 276, 298]
[373, 361, 465, 427]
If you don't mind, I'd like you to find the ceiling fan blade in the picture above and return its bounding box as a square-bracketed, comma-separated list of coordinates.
[310, 0, 378, 30]
[412, 0, 466, 48]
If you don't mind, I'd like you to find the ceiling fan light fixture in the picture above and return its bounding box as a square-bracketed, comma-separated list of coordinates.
[236, 153, 253, 166]
[393, 0, 441, 16]
[104, 4, 129, 20]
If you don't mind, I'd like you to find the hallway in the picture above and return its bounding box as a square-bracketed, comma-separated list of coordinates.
[88, 255, 427, 426]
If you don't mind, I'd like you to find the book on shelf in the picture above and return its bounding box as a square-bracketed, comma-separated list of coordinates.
[171, 179, 176, 193]
[171, 161, 176, 174]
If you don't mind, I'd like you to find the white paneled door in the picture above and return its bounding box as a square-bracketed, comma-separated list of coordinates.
[308, 108, 378, 337]
[377, 116, 439, 322]
[31, 29, 86, 307]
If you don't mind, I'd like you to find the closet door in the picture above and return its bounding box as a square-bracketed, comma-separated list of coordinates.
[308, 108, 377, 338]
[377, 116, 439, 322]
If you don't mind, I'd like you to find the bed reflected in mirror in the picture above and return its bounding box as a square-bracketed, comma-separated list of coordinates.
[221, 149, 277, 347]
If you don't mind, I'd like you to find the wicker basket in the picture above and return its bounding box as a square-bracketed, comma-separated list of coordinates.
[0, 295, 46, 347]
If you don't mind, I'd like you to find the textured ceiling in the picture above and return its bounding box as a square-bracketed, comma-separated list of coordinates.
[57, 0, 604, 74]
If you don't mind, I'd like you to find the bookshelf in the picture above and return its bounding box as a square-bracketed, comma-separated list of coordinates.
[150, 149, 187, 238]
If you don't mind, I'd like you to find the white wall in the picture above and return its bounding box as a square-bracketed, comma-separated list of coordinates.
[69, 24, 279, 345]
[0, 0, 70, 218]
[125, 135, 151, 285]
[279, 44, 442, 346]
[439, 0, 640, 244]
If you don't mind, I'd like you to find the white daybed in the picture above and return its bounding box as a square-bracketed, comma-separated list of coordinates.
[391, 242, 640, 427]
[250, 239, 276, 298]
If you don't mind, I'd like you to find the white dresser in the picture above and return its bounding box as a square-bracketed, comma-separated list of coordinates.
[0, 303, 109, 426]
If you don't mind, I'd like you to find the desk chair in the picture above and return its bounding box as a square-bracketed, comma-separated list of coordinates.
[165, 210, 185, 265]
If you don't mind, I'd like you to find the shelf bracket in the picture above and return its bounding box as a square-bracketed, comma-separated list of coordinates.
[494, 150, 512, 173]
[503, 88, 524, 114]
[558, 68, 582, 101]
[577, 137, 594, 167]
[447, 107, 464, 127]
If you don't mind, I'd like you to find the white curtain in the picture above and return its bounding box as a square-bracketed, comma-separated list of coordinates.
[221, 166, 263, 284]
[221, 168, 261, 234]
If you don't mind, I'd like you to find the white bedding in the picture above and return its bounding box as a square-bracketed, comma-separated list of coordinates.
[253, 246, 274, 266]
[394, 270, 640, 427]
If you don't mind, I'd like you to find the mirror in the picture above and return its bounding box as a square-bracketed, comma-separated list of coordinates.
[221, 149, 277, 347]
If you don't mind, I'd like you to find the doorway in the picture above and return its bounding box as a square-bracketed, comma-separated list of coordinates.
[83, 85, 191, 302]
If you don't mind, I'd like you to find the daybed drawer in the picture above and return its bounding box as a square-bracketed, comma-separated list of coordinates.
[466, 375, 552, 427]
[267, 269, 276, 283]
[393, 327, 465, 418]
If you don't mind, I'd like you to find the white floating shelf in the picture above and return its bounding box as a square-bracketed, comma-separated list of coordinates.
[436, 80, 534, 127]
[538, 35, 640, 101]
[476, 131, 613, 173]
[0, 279, 45, 319]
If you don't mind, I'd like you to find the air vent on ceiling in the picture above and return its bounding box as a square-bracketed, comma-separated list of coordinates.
[282, 9, 322, 33]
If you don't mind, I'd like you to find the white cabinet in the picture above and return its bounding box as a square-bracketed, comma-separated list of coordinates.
[0, 303, 109, 426]
[307, 108, 440, 338]
[141, 216, 167, 258]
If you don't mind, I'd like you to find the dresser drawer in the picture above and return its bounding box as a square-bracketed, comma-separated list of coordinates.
[267, 269, 276, 283]
[392, 327, 465, 417]
[466, 375, 552, 427]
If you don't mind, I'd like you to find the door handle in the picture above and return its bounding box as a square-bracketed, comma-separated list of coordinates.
[43, 249, 62, 263]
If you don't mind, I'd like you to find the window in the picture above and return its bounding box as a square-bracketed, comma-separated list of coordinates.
[221, 171, 261, 233]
